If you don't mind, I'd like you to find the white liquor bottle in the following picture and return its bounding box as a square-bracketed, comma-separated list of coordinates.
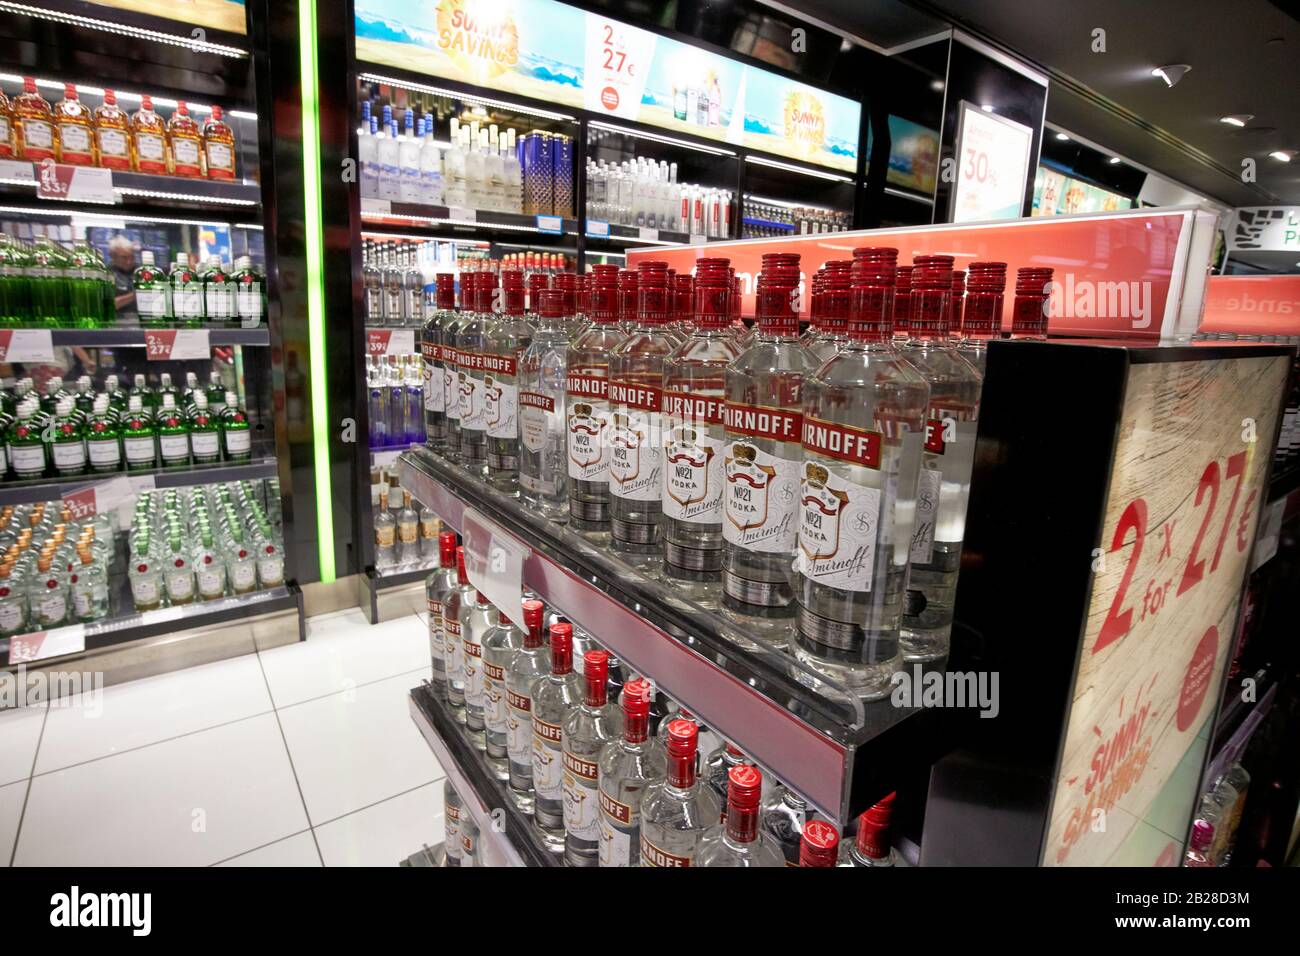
[696, 765, 785, 867]
[483, 124, 504, 212]
[358, 102, 378, 200]
[482, 599, 530, 778]
[443, 117, 468, 208]
[639, 719, 720, 867]
[455, 271, 493, 477]
[423, 530, 459, 696]
[607, 262, 675, 571]
[442, 274, 469, 462]
[460, 587, 498, 751]
[518, 287, 570, 520]
[566, 265, 626, 535]
[502, 129, 523, 214]
[398, 108, 422, 203]
[561, 650, 622, 867]
[661, 258, 740, 600]
[504, 600, 549, 813]
[793, 251, 927, 699]
[377, 106, 401, 202]
[464, 122, 485, 210]
[373, 489, 397, 568]
[422, 273, 456, 450]
[597, 678, 666, 867]
[442, 546, 476, 721]
[531, 621, 582, 851]
[419, 114, 444, 205]
[898, 254, 981, 662]
[484, 270, 532, 496]
[720, 253, 817, 646]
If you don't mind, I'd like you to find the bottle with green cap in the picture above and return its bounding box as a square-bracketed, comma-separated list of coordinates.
[155, 393, 190, 467]
[8, 401, 47, 478]
[220, 390, 251, 460]
[85, 394, 122, 473]
[121, 394, 157, 471]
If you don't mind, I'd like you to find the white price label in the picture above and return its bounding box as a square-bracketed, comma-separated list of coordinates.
[447, 206, 476, 223]
[536, 215, 563, 234]
[689, 233, 707, 246]
[462, 508, 528, 624]
[366, 329, 415, 356]
[585, 219, 610, 238]
[0, 159, 35, 182]
[36, 160, 114, 204]
[61, 475, 135, 520]
[638, 226, 657, 242]
[145, 329, 210, 361]
[0, 329, 54, 363]
[7, 624, 86, 664]
[360, 197, 392, 215]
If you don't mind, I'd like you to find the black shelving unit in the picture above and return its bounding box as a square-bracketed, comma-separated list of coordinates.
[0, 455, 279, 506]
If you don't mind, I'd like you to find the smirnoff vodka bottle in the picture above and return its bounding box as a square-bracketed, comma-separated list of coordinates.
[598, 678, 666, 867]
[519, 287, 571, 520]
[566, 265, 626, 535]
[460, 588, 498, 750]
[608, 261, 675, 570]
[661, 258, 740, 599]
[442, 274, 469, 461]
[482, 598, 528, 778]
[422, 273, 455, 450]
[898, 255, 981, 662]
[805, 261, 851, 363]
[720, 254, 817, 644]
[794, 252, 928, 699]
[484, 270, 531, 495]
[696, 765, 785, 867]
[638, 719, 720, 867]
[561, 650, 623, 867]
[954, 260, 1007, 376]
[505, 600, 549, 813]
[531, 622, 582, 851]
[442, 546, 476, 722]
[456, 271, 494, 476]
[423, 530, 459, 697]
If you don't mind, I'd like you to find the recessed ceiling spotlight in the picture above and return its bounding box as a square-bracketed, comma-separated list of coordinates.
[1108, 156, 1122, 164]
[1269, 149, 1296, 162]
[1219, 115, 1253, 127]
[1055, 132, 1070, 141]
[930, 79, 945, 92]
[981, 104, 994, 112]
[1151, 64, 1192, 87]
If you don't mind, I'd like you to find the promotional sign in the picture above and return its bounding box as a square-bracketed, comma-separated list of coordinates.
[366, 329, 416, 356]
[865, 115, 940, 195]
[80, 0, 248, 35]
[145, 329, 210, 361]
[61, 476, 136, 521]
[7, 624, 86, 665]
[354, 0, 859, 172]
[461, 507, 529, 624]
[1043, 355, 1288, 866]
[1200, 275, 1300, 337]
[0, 329, 55, 364]
[1032, 166, 1134, 217]
[36, 162, 115, 205]
[1227, 206, 1300, 253]
[951, 104, 1034, 223]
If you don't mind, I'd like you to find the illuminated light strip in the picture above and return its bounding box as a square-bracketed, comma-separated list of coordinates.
[588, 121, 736, 157]
[0, 204, 243, 227]
[358, 72, 576, 122]
[0, 74, 259, 118]
[362, 211, 559, 235]
[361, 231, 487, 246]
[300, 0, 335, 583]
[233, 223, 265, 231]
[0, 2, 248, 57]
[590, 233, 680, 246]
[0, 177, 257, 206]
[743, 155, 855, 184]
[744, 193, 844, 213]
[884, 187, 934, 205]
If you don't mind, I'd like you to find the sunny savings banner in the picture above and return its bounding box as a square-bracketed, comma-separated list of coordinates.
[354, 0, 860, 172]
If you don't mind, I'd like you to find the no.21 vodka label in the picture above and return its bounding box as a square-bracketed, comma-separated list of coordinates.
[567, 369, 612, 481]
[663, 392, 724, 524]
[798, 462, 881, 592]
[608, 382, 662, 501]
[531, 716, 564, 802]
[562, 751, 601, 841]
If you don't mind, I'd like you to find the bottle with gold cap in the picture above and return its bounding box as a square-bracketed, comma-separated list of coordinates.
[0, 87, 15, 159]
[93, 89, 133, 171]
[70, 546, 108, 622]
[0, 564, 26, 637]
[13, 77, 56, 162]
[130, 94, 167, 175]
[167, 100, 203, 178]
[54, 84, 95, 166]
[26, 553, 67, 628]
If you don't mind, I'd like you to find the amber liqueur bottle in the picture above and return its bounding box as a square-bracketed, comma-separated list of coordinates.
[93, 90, 132, 171]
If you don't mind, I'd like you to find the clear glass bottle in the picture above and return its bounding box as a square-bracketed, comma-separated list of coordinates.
[443, 781, 463, 867]
[703, 741, 752, 818]
[898, 255, 982, 663]
[566, 265, 626, 535]
[130, 94, 167, 174]
[598, 677, 666, 867]
[799, 820, 842, 867]
[561, 649, 623, 867]
[954, 260, 1006, 376]
[422, 273, 455, 450]
[608, 262, 675, 570]
[485, 270, 532, 495]
[531, 621, 582, 851]
[441, 546, 475, 720]
[402, 244, 425, 330]
[167, 100, 203, 177]
[202, 104, 237, 180]
[794, 250, 928, 698]
[761, 783, 816, 866]
[639, 719, 720, 867]
[805, 261, 851, 363]
[0, 565, 27, 637]
[1184, 820, 1216, 867]
[460, 588, 497, 752]
[362, 240, 383, 326]
[518, 287, 570, 520]
[697, 765, 785, 867]
[54, 84, 95, 166]
[423, 530, 459, 696]
[373, 489, 396, 568]
[846, 792, 902, 866]
[721, 253, 816, 646]
[441, 274, 469, 462]
[13, 77, 55, 163]
[395, 490, 420, 565]
[456, 271, 493, 477]
[662, 258, 739, 598]
[163, 534, 195, 606]
[27, 555, 67, 628]
[482, 599, 531, 778]
[505, 599, 549, 814]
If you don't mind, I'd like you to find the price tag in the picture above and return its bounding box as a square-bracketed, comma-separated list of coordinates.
[145, 329, 210, 361]
[360, 197, 392, 215]
[689, 233, 707, 246]
[8, 624, 86, 664]
[586, 219, 610, 238]
[447, 207, 476, 223]
[0, 329, 55, 363]
[0, 159, 35, 182]
[536, 215, 563, 234]
[638, 226, 657, 242]
[462, 507, 529, 622]
[1250, 496, 1285, 572]
[366, 329, 416, 356]
[62, 475, 136, 520]
[36, 160, 114, 204]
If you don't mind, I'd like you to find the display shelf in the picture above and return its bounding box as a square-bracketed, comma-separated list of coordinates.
[0, 165, 261, 213]
[0, 327, 271, 348]
[409, 681, 562, 867]
[397, 447, 943, 824]
[583, 221, 708, 247]
[359, 200, 577, 243]
[0, 455, 279, 506]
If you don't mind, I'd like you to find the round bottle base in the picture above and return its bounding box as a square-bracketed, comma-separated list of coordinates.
[791, 645, 897, 701]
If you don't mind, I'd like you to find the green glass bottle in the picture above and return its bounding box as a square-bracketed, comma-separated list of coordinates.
[103, 374, 127, 416]
[27, 236, 69, 328]
[85, 394, 122, 473]
[67, 235, 103, 329]
[220, 390, 251, 460]
[130, 373, 156, 410]
[189, 391, 221, 464]
[0, 236, 31, 327]
[203, 257, 235, 323]
[155, 393, 190, 467]
[233, 255, 264, 327]
[49, 396, 87, 477]
[206, 371, 227, 414]
[121, 394, 157, 472]
[8, 400, 47, 478]
[73, 375, 95, 421]
[170, 253, 204, 326]
[132, 250, 170, 326]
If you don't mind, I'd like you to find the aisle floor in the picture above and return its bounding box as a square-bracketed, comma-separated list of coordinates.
[0, 607, 445, 866]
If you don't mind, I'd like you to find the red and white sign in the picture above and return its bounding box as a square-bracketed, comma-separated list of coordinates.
[145, 329, 210, 361]
[1200, 275, 1300, 337]
[35, 160, 115, 204]
[61, 475, 137, 520]
[366, 329, 416, 356]
[8, 624, 86, 664]
[0, 329, 55, 364]
[951, 105, 1034, 224]
[583, 16, 656, 120]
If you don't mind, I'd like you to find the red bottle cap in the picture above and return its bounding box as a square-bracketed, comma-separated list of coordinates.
[211, 104, 223, 121]
[438, 530, 457, 566]
[455, 545, 467, 585]
[583, 650, 609, 705]
[665, 719, 698, 757]
[435, 273, 456, 310]
[549, 622, 573, 674]
[800, 820, 841, 866]
[855, 791, 896, 860]
[537, 288, 565, 319]
[104, 89, 117, 105]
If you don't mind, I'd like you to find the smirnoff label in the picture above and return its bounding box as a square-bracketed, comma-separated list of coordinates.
[663, 419, 724, 524]
[463, 632, 483, 703]
[458, 369, 486, 431]
[562, 749, 601, 841]
[483, 664, 507, 731]
[723, 401, 801, 443]
[910, 466, 942, 565]
[797, 462, 882, 592]
[598, 788, 642, 868]
[801, 415, 883, 469]
[422, 343, 444, 412]
[506, 688, 532, 761]
[520, 390, 557, 455]
[608, 404, 662, 502]
[444, 617, 464, 680]
[531, 716, 564, 801]
[722, 439, 801, 553]
[567, 369, 612, 481]
[924, 417, 947, 455]
[443, 355, 460, 421]
[426, 600, 443, 660]
[640, 834, 693, 867]
[484, 373, 518, 440]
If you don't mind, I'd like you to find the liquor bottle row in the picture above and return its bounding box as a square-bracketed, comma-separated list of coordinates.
[367, 355, 425, 449]
[131, 251, 265, 326]
[423, 538, 902, 867]
[419, 256, 1044, 699]
[585, 156, 733, 238]
[0, 77, 238, 180]
[741, 198, 852, 237]
[1185, 757, 1251, 867]
[1, 372, 253, 480]
[372, 486, 440, 571]
[126, 481, 285, 612]
[0, 501, 114, 634]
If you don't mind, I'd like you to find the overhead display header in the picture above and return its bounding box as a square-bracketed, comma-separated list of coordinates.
[354, 0, 861, 173]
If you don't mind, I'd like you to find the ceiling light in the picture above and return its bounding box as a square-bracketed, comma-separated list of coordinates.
[1108, 156, 1122, 164]
[980, 104, 994, 112]
[930, 79, 944, 92]
[1269, 150, 1295, 162]
[1219, 115, 1253, 127]
[1151, 64, 1192, 87]
[1055, 132, 1070, 141]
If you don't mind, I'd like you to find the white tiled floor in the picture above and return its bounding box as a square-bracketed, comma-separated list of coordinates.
[0, 607, 445, 867]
